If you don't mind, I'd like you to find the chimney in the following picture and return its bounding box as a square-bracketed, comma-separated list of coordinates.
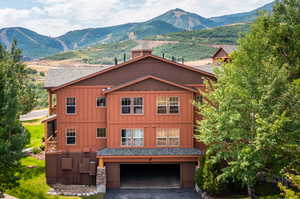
[131, 43, 152, 59]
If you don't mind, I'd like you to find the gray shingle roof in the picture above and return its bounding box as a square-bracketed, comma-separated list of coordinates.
[191, 64, 215, 74]
[222, 45, 237, 54]
[44, 66, 110, 88]
[97, 148, 203, 156]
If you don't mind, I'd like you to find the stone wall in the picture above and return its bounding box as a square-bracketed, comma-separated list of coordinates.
[96, 167, 106, 193]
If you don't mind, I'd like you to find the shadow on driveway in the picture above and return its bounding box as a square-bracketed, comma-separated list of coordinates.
[104, 189, 200, 199]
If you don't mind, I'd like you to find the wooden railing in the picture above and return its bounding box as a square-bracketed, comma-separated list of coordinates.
[46, 134, 57, 152]
[49, 105, 56, 115]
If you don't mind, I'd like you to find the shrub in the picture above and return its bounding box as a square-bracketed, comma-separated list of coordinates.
[32, 147, 42, 154]
[39, 72, 45, 76]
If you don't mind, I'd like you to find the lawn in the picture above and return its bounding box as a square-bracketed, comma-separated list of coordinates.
[5, 119, 103, 199]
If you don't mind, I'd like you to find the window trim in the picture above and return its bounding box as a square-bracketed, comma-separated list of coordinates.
[65, 97, 77, 115]
[120, 97, 144, 115]
[66, 128, 76, 145]
[156, 96, 180, 115]
[156, 128, 180, 147]
[120, 128, 144, 147]
[96, 97, 106, 108]
[96, 128, 107, 139]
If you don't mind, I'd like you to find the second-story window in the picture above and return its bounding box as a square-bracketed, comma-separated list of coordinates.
[121, 129, 144, 146]
[156, 128, 180, 146]
[66, 128, 76, 145]
[96, 97, 106, 107]
[157, 96, 179, 114]
[66, 97, 76, 114]
[96, 128, 106, 138]
[121, 97, 143, 114]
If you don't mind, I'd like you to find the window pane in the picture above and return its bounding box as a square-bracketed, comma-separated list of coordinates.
[169, 138, 179, 146]
[122, 138, 131, 146]
[122, 106, 131, 114]
[67, 106, 76, 114]
[121, 98, 131, 105]
[97, 128, 106, 138]
[169, 97, 178, 106]
[133, 138, 143, 146]
[157, 138, 167, 145]
[157, 106, 167, 114]
[134, 106, 143, 114]
[67, 97, 75, 105]
[134, 97, 143, 105]
[67, 137, 76, 144]
[169, 106, 179, 113]
[157, 97, 167, 106]
[97, 97, 106, 107]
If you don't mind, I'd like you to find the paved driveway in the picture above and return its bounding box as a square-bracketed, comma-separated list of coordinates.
[104, 189, 200, 199]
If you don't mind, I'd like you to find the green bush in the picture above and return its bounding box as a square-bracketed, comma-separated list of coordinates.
[32, 147, 42, 154]
[195, 155, 227, 196]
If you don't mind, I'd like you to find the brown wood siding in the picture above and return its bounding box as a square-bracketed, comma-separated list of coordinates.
[46, 152, 97, 185]
[118, 78, 186, 92]
[74, 57, 205, 86]
[106, 163, 120, 188]
[181, 162, 195, 188]
[107, 91, 194, 148]
[56, 86, 107, 152]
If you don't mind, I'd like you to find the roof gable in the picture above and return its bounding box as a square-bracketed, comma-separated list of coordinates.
[51, 55, 215, 91]
[103, 75, 197, 94]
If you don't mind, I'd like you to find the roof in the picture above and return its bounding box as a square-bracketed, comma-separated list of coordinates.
[49, 54, 216, 91]
[41, 114, 57, 123]
[44, 66, 109, 88]
[212, 45, 238, 58]
[191, 64, 215, 74]
[97, 148, 203, 156]
[103, 75, 197, 94]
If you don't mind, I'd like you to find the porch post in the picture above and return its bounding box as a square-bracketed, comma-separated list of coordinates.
[96, 157, 106, 193]
[48, 90, 53, 115]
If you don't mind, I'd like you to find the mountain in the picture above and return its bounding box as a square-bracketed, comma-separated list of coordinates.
[149, 8, 217, 30]
[0, 27, 64, 58]
[210, 1, 275, 26]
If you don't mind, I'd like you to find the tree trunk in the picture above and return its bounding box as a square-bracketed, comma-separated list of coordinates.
[247, 185, 258, 199]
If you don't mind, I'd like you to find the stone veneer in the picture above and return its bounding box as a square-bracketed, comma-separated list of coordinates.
[96, 167, 106, 193]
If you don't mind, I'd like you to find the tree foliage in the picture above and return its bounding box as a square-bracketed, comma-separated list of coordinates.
[195, 0, 300, 198]
[0, 41, 35, 194]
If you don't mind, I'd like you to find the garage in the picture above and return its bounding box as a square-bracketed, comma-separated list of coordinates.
[120, 164, 180, 189]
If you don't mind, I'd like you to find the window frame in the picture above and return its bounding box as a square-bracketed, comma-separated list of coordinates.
[66, 128, 76, 145]
[120, 128, 144, 147]
[120, 97, 144, 115]
[156, 96, 180, 115]
[156, 128, 180, 147]
[65, 97, 76, 115]
[96, 97, 106, 108]
[96, 128, 107, 139]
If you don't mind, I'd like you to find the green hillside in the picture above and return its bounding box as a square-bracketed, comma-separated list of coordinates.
[45, 24, 250, 65]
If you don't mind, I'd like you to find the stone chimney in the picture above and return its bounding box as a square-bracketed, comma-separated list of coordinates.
[131, 43, 152, 59]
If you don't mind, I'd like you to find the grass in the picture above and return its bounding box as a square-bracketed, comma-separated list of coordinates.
[23, 119, 45, 148]
[6, 119, 103, 199]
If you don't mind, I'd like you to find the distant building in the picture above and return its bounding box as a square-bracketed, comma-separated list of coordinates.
[212, 45, 237, 65]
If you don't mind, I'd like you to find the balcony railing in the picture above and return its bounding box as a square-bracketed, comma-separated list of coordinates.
[49, 105, 56, 115]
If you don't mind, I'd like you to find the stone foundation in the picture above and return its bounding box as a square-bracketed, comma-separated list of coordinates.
[48, 184, 98, 196]
[96, 167, 106, 193]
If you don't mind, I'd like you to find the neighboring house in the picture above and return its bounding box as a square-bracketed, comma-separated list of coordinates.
[42, 48, 216, 193]
[212, 45, 237, 65]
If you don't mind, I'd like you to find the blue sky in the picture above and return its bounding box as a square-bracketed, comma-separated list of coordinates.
[0, 0, 274, 36]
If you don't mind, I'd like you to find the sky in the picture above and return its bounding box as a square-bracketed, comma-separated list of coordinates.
[0, 0, 274, 37]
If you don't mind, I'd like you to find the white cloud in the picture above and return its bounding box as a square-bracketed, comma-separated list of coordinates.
[0, 0, 274, 37]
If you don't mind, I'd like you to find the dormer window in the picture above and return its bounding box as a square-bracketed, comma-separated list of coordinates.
[66, 97, 76, 114]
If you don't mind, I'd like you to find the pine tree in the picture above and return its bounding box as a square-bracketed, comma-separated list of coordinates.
[0, 41, 34, 195]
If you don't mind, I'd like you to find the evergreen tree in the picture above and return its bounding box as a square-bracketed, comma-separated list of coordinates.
[0, 41, 34, 195]
[195, 0, 300, 198]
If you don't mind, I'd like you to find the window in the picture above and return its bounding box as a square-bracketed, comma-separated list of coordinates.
[156, 128, 180, 146]
[66, 128, 76, 145]
[121, 97, 143, 114]
[96, 128, 106, 138]
[195, 95, 203, 104]
[66, 97, 76, 114]
[121, 129, 144, 146]
[96, 97, 106, 107]
[157, 97, 179, 114]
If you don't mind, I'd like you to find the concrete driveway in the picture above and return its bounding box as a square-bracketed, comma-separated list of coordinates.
[104, 189, 200, 199]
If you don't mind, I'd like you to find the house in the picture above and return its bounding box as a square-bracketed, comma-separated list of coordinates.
[42, 48, 216, 193]
[212, 45, 237, 65]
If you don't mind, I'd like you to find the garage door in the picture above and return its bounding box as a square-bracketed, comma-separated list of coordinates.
[120, 164, 180, 189]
